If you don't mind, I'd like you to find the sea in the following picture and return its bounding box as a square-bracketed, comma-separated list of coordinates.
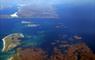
[0, 3, 95, 60]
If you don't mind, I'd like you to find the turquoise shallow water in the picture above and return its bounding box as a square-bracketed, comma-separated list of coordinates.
[0, 18, 95, 60]
[0, 4, 95, 60]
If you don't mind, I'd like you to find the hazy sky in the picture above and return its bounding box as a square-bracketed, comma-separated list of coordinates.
[0, 0, 95, 5]
[0, 0, 95, 8]
[0, 0, 95, 18]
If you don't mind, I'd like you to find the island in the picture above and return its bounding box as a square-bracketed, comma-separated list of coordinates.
[2, 33, 24, 52]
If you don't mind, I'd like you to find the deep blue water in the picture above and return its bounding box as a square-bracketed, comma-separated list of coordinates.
[0, 4, 95, 60]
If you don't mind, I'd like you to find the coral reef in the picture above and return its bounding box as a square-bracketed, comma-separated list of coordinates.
[2, 34, 95, 60]
[50, 43, 95, 60]
[9, 41, 95, 60]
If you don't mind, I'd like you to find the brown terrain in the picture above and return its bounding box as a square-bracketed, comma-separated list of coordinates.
[10, 39, 95, 60]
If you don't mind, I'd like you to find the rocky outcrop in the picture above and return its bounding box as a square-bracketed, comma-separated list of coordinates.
[8, 42, 95, 60]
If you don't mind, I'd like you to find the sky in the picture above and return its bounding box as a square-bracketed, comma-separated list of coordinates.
[0, 0, 95, 18]
[0, 0, 95, 8]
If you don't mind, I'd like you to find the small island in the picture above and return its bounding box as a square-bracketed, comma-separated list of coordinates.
[2, 33, 24, 52]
